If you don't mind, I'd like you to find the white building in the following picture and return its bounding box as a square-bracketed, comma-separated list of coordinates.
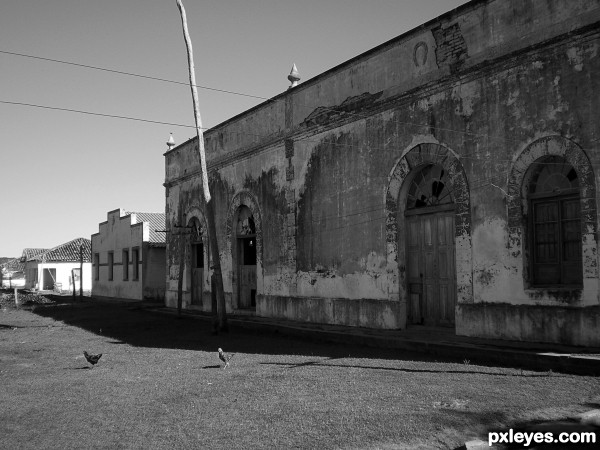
[91, 209, 166, 301]
[24, 239, 92, 293]
[1, 258, 26, 288]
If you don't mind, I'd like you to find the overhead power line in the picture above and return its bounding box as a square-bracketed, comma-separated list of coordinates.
[0, 100, 199, 129]
[2, 49, 592, 153]
[0, 50, 268, 101]
[2, 99, 597, 168]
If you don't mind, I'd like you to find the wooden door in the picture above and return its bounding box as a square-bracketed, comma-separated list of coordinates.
[238, 237, 257, 308]
[43, 268, 56, 290]
[406, 210, 456, 326]
[191, 243, 204, 306]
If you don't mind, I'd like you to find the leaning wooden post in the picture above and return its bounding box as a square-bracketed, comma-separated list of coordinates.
[176, 0, 228, 331]
[79, 245, 84, 297]
[72, 269, 77, 298]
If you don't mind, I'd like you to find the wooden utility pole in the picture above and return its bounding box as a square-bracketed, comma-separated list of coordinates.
[79, 245, 83, 297]
[176, 0, 228, 331]
[72, 269, 77, 298]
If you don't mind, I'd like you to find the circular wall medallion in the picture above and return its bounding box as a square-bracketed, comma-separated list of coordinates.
[413, 41, 428, 67]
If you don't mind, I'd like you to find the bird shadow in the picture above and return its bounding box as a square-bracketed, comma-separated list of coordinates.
[68, 366, 91, 370]
[202, 364, 222, 369]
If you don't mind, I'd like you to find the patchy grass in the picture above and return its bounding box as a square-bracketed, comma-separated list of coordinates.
[0, 299, 598, 449]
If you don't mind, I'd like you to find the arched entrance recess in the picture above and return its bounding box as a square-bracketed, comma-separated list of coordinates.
[226, 191, 263, 310]
[186, 208, 209, 307]
[385, 142, 472, 327]
[506, 136, 597, 289]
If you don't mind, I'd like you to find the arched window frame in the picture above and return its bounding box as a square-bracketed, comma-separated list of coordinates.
[506, 136, 597, 295]
[527, 156, 582, 287]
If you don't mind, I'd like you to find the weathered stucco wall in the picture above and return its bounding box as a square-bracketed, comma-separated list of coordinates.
[143, 245, 166, 301]
[92, 209, 165, 301]
[164, 0, 600, 343]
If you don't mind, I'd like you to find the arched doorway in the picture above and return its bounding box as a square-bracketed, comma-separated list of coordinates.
[404, 164, 456, 326]
[386, 142, 472, 330]
[235, 205, 257, 309]
[188, 217, 205, 306]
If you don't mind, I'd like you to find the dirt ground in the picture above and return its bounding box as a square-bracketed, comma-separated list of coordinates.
[1, 292, 598, 449]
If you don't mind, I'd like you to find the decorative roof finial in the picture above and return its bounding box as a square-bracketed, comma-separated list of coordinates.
[166, 133, 175, 151]
[288, 63, 300, 89]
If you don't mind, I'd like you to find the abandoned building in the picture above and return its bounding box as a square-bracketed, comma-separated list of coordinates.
[164, 0, 600, 346]
[91, 209, 166, 301]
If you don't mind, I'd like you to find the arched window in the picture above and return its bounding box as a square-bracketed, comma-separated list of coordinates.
[528, 156, 582, 286]
[406, 164, 453, 210]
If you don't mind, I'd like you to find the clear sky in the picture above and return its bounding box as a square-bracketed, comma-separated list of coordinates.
[0, 0, 470, 258]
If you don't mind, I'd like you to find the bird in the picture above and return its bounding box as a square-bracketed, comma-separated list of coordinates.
[83, 351, 102, 367]
[218, 348, 235, 369]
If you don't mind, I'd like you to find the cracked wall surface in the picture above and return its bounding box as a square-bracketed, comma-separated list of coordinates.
[164, 0, 600, 343]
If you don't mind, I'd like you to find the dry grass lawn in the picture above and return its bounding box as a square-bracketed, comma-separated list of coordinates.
[0, 294, 598, 449]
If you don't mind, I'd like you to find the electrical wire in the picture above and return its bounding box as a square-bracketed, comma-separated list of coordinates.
[0, 50, 268, 101]
[0, 100, 199, 129]
[3, 48, 592, 155]
[3, 98, 597, 173]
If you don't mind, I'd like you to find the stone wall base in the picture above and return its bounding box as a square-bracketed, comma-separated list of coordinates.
[257, 294, 405, 329]
[456, 303, 600, 347]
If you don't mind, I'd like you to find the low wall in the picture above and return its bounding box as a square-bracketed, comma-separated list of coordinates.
[257, 295, 405, 329]
[456, 303, 600, 347]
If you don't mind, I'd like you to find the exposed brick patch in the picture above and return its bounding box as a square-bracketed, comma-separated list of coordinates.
[284, 139, 294, 158]
[300, 91, 383, 128]
[286, 165, 295, 181]
[432, 22, 468, 72]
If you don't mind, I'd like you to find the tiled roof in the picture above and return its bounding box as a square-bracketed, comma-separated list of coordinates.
[125, 212, 166, 244]
[31, 238, 92, 263]
[21, 248, 47, 262]
[1, 258, 25, 273]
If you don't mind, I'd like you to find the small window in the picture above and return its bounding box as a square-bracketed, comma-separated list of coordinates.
[122, 249, 129, 281]
[94, 253, 100, 281]
[108, 252, 114, 281]
[132, 248, 140, 280]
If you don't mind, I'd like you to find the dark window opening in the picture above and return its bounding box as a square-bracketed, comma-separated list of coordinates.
[108, 252, 114, 281]
[194, 243, 204, 269]
[241, 237, 256, 265]
[94, 253, 100, 281]
[132, 248, 140, 280]
[122, 249, 129, 281]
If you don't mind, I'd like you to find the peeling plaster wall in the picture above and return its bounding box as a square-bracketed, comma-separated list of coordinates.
[164, 0, 600, 342]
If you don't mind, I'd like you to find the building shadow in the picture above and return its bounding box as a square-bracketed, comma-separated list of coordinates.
[24, 299, 477, 365]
